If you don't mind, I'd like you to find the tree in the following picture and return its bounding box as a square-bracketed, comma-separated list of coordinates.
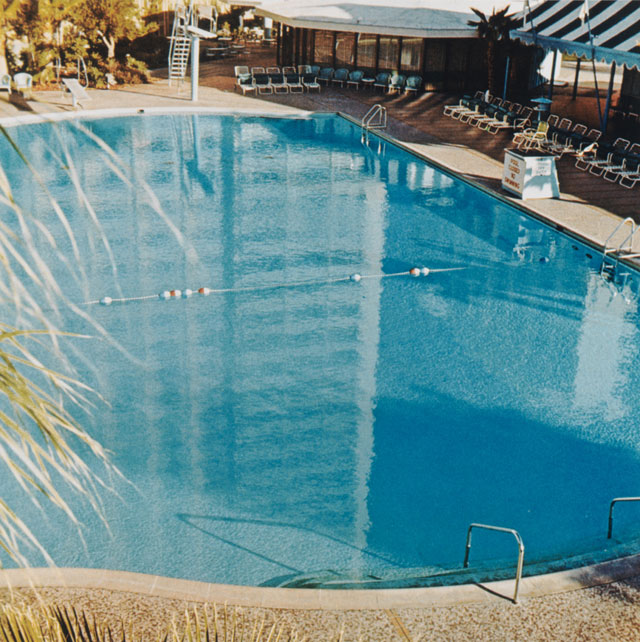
[468, 6, 519, 94]
[76, 0, 154, 60]
[0, 0, 22, 75]
[11, 0, 86, 81]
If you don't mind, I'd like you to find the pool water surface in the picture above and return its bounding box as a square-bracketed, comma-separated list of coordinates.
[1, 113, 640, 587]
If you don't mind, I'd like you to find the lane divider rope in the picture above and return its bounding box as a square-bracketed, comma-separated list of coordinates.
[85, 266, 466, 306]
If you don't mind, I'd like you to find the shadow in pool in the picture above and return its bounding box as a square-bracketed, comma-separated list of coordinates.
[177, 513, 402, 581]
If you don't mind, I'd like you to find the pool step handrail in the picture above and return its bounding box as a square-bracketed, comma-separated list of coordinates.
[361, 104, 387, 141]
[463, 523, 525, 603]
[608, 497, 640, 539]
[600, 217, 638, 276]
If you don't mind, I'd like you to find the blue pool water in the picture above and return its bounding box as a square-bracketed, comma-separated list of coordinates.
[1, 112, 640, 587]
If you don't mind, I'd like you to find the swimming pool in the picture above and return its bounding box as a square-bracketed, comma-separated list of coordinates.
[1, 112, 640, 588]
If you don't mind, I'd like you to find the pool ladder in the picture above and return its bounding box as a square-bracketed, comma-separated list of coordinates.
[361, 104, 387, 142]
[600, 217, 640, 278]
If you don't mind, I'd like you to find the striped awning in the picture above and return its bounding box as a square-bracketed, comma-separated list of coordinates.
[511, 0, 640, 71]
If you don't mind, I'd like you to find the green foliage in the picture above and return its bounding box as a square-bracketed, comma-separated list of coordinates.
[76, 0, 156, 60]
[468, 6, 520, 94]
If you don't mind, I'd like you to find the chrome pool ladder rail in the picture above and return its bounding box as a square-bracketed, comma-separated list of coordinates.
[463, 523, 525, 603]
[600, 217, 639, 276]
[608, 497, 640, 539]
[361, 104, 387, 141]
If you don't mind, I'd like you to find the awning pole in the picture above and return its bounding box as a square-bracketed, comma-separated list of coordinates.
[572, 58, 581, 100]
[547, 49, 557, 101]
[602, 61, 616, 134]
[591, 55, 603, 130]
[503, 55, 510, 100]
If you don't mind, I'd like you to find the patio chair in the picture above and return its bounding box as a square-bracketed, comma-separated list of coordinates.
[346, 70, 363, 89]
[317, 67, 334, 85]
[373, 72, 391, 92]
[253, 73, 273, 95]
[302, 73, 320, 92]
[235, 73, 256, 95]
[269, 72, 288, 94]
[331, 68, 350, 87]
[0, 73, 10, 97]
[575, 138, 630, 174]
[310, 65, 321, 76]
[602, 143, 640, 183]
[282, 66, 296, 74]
[251, 66, 265, 75]
[513, 120, 549, 152]
[266, 66, 281, 74]
[298, 65, 311, 74]
[443, 91, 484, 118]
[387, 73, 406, 94]
[404, 75, 422, 96]
[285, 72, 304, 93]
[234, 65, 250, 77]
[546, 122, 587, 155]
[13, 72, 33, 98]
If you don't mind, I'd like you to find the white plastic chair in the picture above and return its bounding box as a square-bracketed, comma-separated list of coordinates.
[13, 72, 33, 98]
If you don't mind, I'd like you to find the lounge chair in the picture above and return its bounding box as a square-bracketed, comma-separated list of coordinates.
[250, 66, 265, 75]
[13, 72, 33, 98]
[346, 70, 363, 90]
[387, 73, 406, 94]
[298, 65, 311, 74]
[331, 68, 349, 87]
[253, 73, 273, 94]
[575, 137, 629, 173]
[309, 65, 320, 76]
[282, 66, 296, 74]
[302, 73, 320, 92]
[269, 72, 288, 94]
[602, 143, 640, 183]
[285, 72, 304, 93]
[373, 72, 390, 92]
[317, 67, 334, 86]
[234, 65, 250, 77]
[266, 66, 280, 74]
[443, 90, 484, 118]
[235, 74, 256, 95]
[0, 73, 10, 97]
[404, 75, 422, 96]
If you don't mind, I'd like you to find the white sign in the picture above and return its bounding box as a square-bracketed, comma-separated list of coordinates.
[502, 152, 525, 196]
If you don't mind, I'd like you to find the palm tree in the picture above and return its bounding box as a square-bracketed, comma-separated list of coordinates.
[468, 6, 519, 94]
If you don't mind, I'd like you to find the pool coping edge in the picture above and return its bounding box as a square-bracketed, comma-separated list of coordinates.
[1, 554, 640, 610]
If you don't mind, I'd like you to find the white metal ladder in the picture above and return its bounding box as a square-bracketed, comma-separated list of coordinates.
[56, 56, 89, 91]
[168, 1, 196, 86]
[600, 217, 640, 277]
[361, 104, 387, 141]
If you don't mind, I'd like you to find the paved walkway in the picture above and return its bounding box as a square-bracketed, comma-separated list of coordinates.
[2, 74, 640, 639]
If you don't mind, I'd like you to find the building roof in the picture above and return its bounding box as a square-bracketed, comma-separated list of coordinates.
[254, 0, 523, 39]
[512, 0, 640, 71]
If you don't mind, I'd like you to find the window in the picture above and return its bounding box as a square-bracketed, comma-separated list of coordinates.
[314, 30, 334, 64]
[378, 36, 400, 71]
[400, 38, 422, 72]
[357, 34, 376, 69]
[335, 32, 356, 67]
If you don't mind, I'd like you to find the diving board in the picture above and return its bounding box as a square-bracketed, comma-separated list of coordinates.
[62, 78, 91, 109]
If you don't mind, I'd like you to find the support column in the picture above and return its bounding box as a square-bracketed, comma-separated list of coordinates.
[572, 58, 581, 100]
[547, 49, 557, 101]
[190, 36, 200, 102]
[603, 61, 616, 134]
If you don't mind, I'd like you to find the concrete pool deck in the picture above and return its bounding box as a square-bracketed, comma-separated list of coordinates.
[2, 80, 640, 639]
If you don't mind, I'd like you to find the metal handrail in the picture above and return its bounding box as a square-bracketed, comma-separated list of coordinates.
[362, 104, 387, 130]
[463, 523, 525, 604]
[608, 497, 640, 539]
[600, 217, 637, 276]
